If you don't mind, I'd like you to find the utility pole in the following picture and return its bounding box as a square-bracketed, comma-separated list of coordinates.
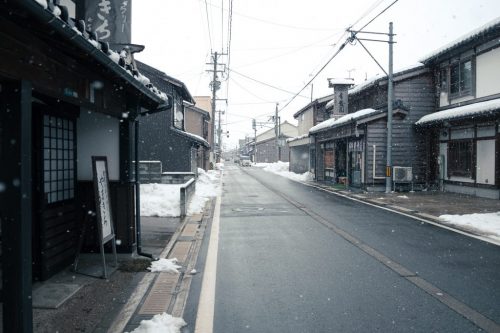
[206, 52, 226, 164]
[217, 109, 223, 161]
[275, 103, 281, 162]
[252, 118, 257, 163]
[347, 22, 395, 193]
[386, 22, 394, 193]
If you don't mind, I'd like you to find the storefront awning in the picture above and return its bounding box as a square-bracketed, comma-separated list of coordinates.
[416, 98, 500, 126]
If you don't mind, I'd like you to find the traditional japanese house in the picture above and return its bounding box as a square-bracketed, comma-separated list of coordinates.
[310, 65, 435, 190]
[0, 1, 170, 330]
[136, 61, 209, 175]
[287, 94, 333, 174]
[185, 104, 211, 170]
[416, 17, 500, 199]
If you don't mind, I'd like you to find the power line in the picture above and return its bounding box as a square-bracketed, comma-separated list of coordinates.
[357, 0, 399, 32]
[221, 0, 224, 53]
[233, 30, 345, 69]
[201, 0, 342, 32]
[349, 0, 386, 30]
[203, 0, 213, 52]
[278, 0, 400, 114]
[225, 0, 234, 102]
[230, 69, 310, 99]
[228, 76, 274, 103]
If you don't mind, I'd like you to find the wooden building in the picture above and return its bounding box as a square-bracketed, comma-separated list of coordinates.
[0, 1, 171, 331]
[288, 94, 333, 174]
[417, 17, 500, 199]
[310, 65, 435, 190]
[185, 104, 211, 170]
[136, 61, 209, 174]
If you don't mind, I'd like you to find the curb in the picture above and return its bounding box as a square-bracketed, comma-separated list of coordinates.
[106, 214, 193, 333]
[303, 182, 500, 247]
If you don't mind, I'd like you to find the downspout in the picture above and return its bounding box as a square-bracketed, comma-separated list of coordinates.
[134, 115, 156, 259]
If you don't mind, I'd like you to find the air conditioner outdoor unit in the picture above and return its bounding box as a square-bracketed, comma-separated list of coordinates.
[393, 166, 412, 182]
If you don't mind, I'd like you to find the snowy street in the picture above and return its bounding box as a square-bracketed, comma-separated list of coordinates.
[182, 162, 500, 333]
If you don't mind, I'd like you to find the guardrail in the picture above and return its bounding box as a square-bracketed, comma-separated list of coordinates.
[180, 177, 196, 217]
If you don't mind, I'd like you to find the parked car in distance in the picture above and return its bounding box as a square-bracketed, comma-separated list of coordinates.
[240, 155, 251, 167]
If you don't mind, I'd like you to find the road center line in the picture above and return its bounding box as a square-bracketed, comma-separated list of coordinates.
[244, 169, 500, 332]
[194, 174, 222, 333]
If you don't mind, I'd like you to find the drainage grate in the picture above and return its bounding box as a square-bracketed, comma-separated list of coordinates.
[138, 273, 179, 315]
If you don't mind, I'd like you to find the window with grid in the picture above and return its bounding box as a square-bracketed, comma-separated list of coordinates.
[43, 115, 75, 204]
[449, 59, 472, 97]
[448, 140, 473, 178]
[173, 99, 184, 130]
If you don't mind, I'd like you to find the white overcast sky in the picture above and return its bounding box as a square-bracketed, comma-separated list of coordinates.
[132, 0, 500, 149]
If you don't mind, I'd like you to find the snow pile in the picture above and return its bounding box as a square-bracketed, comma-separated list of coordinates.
[140, 169, 220, 217]
[147, 258, 181, 273]
[440, 212, 500, 241]
[140, 183, 182, 217]
[188, 168, 221, 215]
[129, 312, 186, 333]
[257, 161, 313, 182]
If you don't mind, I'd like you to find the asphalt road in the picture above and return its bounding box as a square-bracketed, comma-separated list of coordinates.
[193, 164, 500, 333]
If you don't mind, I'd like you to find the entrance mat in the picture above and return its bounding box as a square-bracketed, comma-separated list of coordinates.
[32, 283, 82, 309]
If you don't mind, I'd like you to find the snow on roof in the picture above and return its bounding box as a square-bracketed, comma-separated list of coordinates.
[286, 134, 309, 143]
[420, 16, 500, 63]
[30, 0, 169, 103]
[309, 108, 378, 134]
[328, 78, 355, 85]
[179, 130, 210, 147]
[416, 98, 500, 125]
[325, 99, 335, 110]
[348, 63, 424, 96]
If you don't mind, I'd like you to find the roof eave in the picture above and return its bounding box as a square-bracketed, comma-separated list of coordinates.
[16, 1, 165, 107]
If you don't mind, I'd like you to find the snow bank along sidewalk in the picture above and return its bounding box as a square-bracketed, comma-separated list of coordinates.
[439, 212, 500, 242]
[254, 161, 313, 182]
[140, 168, 221, 217]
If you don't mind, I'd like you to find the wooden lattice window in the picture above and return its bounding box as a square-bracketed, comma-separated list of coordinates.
[448, 140, 473, 178]
[43, 115, 76, 204]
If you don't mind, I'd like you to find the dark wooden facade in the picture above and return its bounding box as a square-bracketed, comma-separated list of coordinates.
[0, 2, 165, 331]
[311, 67, 436, 189]
[137, 61, 209, 174]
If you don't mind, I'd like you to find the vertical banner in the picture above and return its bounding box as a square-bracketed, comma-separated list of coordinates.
[334, 86, 349, 115]
[84, 0, 132, 44]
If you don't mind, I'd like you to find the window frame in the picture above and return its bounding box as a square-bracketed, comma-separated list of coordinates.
[446, 57, 475, 99]
[42, 114, 76, 205]
[172, 98, 184, 130]
[447, 139, 474, 178]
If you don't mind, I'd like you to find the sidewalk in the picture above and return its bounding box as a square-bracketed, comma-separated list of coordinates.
[308, 182, 500, 244]
[31, 215, 183, 333]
